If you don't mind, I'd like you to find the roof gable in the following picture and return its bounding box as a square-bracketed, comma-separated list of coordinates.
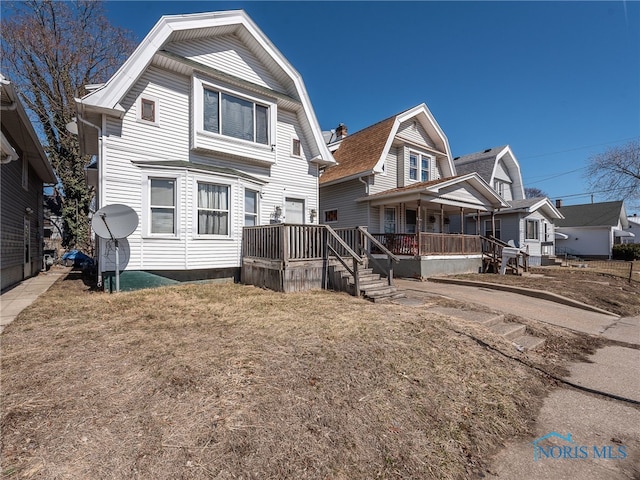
[320, 104, 454, 186]
[454, 145, 525, 200]
[76, 10, 333, 165]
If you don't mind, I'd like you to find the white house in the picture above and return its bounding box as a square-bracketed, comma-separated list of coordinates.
[75, 10, 334, 290]
[555, 200, 631, 258]
[627, 214, 640, 243]
[453, 145, 563, 266]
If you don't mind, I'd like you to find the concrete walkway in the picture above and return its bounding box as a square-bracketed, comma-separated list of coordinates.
[394, 278, 640, 479]
[0, 268, 68, 334]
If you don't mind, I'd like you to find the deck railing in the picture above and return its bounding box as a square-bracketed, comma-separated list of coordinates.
[369, 232, 482, 256]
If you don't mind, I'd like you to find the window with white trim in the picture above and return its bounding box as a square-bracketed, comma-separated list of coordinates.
[149, 178, 176, 234]
[409, 151, 430, 182]
[526, 219, 539, 240]
[203, 88, 269, 145]
[484, 219, 501, 239]
[197, 183, 229, 235]
[291, 137, 301, 157]
[244, 189, 259, 226]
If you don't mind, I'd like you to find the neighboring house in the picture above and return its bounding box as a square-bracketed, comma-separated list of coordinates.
[453, 145, 563, 266]
[75, 10, 335, 290]
[555, 200, 633, 259]
[319, 104, 508, 278]
[1, 73, 57, 290]
[627, 214, 640, 243]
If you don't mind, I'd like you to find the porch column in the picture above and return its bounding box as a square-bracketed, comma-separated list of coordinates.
[460, 207, 465, 254]
[476, 209, 480, 235]
[417, 199, 422, 257]
[491, 211, 496, 239]
[440, 204, 444, 252]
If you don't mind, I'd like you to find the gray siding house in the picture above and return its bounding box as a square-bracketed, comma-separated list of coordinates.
[453, 145, 563, 266]
[1, 74, 57, 290]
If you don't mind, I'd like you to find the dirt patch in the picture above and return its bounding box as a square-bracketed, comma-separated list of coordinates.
[450, 266, 640, 317]
[1, 273, 556, 479]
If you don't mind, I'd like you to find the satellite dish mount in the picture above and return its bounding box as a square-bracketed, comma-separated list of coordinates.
[91, 204, 138, 293]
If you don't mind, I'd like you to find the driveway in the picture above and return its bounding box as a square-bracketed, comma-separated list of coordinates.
[395, 278, 640, 480]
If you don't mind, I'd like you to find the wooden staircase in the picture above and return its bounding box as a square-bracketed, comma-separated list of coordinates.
[328, 261, 405, 302]
[481, 236, 529, 275]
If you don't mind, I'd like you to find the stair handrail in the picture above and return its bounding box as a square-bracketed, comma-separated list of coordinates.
[481, 235, 529, 273]
[325, 225, 364, 296]
[356, 226, 399, 285]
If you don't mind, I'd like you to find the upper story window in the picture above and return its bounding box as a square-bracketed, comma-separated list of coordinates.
[138, 96, 159, 125]
[409, 152, 430, 182]
[291, 137, 301, 157]
[203, 88, 269, 145]
[150, 178, 176, 234]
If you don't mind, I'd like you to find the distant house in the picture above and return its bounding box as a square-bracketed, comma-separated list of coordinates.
[1, 73, 57, 290]
[627, 214, 640, 244]
[75, 10, 334, 290]
[319, 104, 508, 278]
[555, 200, 633, 258]
[453, 145, 563, 266]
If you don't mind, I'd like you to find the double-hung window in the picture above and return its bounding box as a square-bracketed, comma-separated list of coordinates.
[409, 151, 430, 182]
[244, 189, 258, 226]
[484, 219, 501, 240]
[526, 219, 539, 240]
[150, 179, 176, 234]
[197, 183, 229, 235]
[203, 88, 269, 145]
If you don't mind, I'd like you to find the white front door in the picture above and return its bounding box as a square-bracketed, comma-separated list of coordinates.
[24, 218, 31, 278]
[285, 198, 304, 224]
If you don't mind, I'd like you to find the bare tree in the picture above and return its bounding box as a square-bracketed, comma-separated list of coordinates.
[524, 187, 548, 199]
[585, 140, 640, 206]
[1, 0, 135, 248]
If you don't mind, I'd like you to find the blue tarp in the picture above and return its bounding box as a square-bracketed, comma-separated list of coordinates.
[61, 250, 94, 268]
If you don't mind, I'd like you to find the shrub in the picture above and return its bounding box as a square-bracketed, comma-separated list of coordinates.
[612, 243, 640, 261]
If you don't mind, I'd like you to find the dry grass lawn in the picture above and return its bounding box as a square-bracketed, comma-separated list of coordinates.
[3, 271, 586, 479]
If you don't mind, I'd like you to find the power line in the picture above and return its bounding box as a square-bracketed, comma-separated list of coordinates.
[519, 136, 640, 160]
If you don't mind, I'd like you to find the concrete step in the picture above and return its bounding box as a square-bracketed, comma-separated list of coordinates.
[489, 321, 527, 340]
[512, 334, 546, 351]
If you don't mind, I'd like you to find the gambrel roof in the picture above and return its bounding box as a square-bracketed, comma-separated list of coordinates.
[320, 104, 454, 186]
[454, 145, 525, 200]
[76, 10, 334, 165]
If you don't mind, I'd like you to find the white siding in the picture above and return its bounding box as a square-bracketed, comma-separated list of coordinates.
[99, 39, 319, 275]
[397, 119, 436, 148]
[319, 178, 368, 228]
[165, 36, 287, 94]
[370, 147, 399, 194]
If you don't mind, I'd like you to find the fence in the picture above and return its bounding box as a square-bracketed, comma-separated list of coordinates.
[561, 258, 638, 283]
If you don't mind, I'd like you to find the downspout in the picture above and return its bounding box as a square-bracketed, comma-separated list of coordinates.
[76, 112, 104, 287]
[359, 176, 371, 228]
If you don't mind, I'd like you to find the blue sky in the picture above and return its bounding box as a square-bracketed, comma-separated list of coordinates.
[103, 1, 639, 210]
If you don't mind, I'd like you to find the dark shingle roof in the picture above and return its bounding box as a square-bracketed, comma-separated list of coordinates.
[555, 201, 626, 228]
[453, 146, 508, 183]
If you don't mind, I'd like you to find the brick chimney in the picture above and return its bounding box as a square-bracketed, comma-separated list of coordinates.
[335, 123, 348, 140]
[555, 199, 562, 209]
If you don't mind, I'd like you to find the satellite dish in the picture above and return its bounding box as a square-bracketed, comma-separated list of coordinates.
[91, 204, 138, 293]
[92, 204, 138, 239]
